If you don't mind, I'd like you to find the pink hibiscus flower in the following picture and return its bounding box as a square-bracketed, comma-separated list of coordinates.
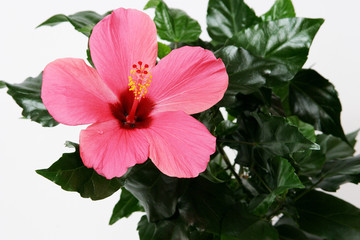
[41, 8, 228, 179]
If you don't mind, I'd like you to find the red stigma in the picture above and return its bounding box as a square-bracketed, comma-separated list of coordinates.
[144, 64, 149, 68]
[138, 61, 142, 66]
[132, 64, 137, 68]
[144, 71, 148, 74]
[136, 69, 141, 73]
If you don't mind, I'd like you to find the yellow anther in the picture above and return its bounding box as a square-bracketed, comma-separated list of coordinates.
[128, 62, 151, 100]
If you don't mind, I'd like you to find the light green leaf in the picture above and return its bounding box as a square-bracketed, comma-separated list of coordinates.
[157, 42, 171, 59]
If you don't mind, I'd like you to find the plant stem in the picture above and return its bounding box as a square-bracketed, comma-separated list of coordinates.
[217, 144, 242, 186]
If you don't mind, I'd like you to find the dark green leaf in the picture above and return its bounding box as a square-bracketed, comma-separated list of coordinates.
[137, 215, 189, 240]
[289, 69, 346, 141]
[317, 134, 355, 161]
[215, 120, 238, 136]
[124, 160, 186, 222]
[36, 142, 122, 200]
[276, 224, 310, 240]
[195, 106, 224, 134]
[346, 129, 359, 148]
[179, 177, 235, 233]
[321, 155, 360, 177]
[37, 11, 110, 36]
[253, 114, 318, 156]
[295, 148, 326, 177]
[287, 116, 316, 142]
[109, 188, 144, 225]
[0, 80, 6, 88]
[3, 72, 58, 127]
[296, 191, 360, 240]
[144, 0, 161, 10]
[138, 215, 156, 240]
[251, 157, 304, 215]
[207, 0, 260, 44]
[221, 204, 279, 240]
[201, 154, 231, 183]
[215, 46, 294, 95]
[228, 18, 324, 75]
[157, 42, 171, 59]
[154, 1, 201, 43]
[262, 0, 295, 21]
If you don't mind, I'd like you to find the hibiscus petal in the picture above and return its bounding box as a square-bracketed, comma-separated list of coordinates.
[90, 8, 158, 97]
[145, 111, 216, 178]
[80, 119, 149, 179]
[42, 58, 118, 125]
[148, 46, 228, 115]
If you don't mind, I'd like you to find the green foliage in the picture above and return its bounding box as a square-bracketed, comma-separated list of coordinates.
[109, 188, 144, 225]
[206, 0, 260, 44]
[2, 72, 58, 127]
[37, 10, 111, 36]
[4, 0, 359, 239]
[153, 1, 201, 43]
[227, 18, 324, 76]
[261, 0, 296, 21]
[288, 69, 347, 142]
[36, 142, 122, 200]
[157, 42, 171, 59]
[296, 191, 360, 240]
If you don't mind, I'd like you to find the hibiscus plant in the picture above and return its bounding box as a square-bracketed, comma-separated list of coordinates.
[2, 0, 360, 239]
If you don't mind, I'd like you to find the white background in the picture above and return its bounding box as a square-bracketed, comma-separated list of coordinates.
[1, 0, 360, 239]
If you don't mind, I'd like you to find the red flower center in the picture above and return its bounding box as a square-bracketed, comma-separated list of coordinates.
[109, 61, 154, 129]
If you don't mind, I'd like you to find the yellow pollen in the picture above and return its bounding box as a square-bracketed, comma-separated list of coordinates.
[128, 62, 151, 99]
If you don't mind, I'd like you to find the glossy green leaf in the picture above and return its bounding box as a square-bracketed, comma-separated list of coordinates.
[289, 69, 346, 141]
[3, 72, 58, 127]
[321, 155, 360, 177]
[221, 204, 279, 240]
[228, 18, 324, 75]
[36, 142, 122, 200]
[37, 11, 110, 36]
[207, 0, 260, 44]
[157, 42, 171, 59]
[109, 188, 144, 225]
[144, 0, 161, 10]
[296, 191, 360, 240]
[251, 157, 304, 215]
[262, 0, 295, 21]
[316, 134, 355, 161]
[215, 46, 294, 95]
[287, 116, 316, 142]
[295, 148, 326, 177]
[124, 160, 186, 222]
[154, 1, 201, 43]
[253, 114, 318, 156]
